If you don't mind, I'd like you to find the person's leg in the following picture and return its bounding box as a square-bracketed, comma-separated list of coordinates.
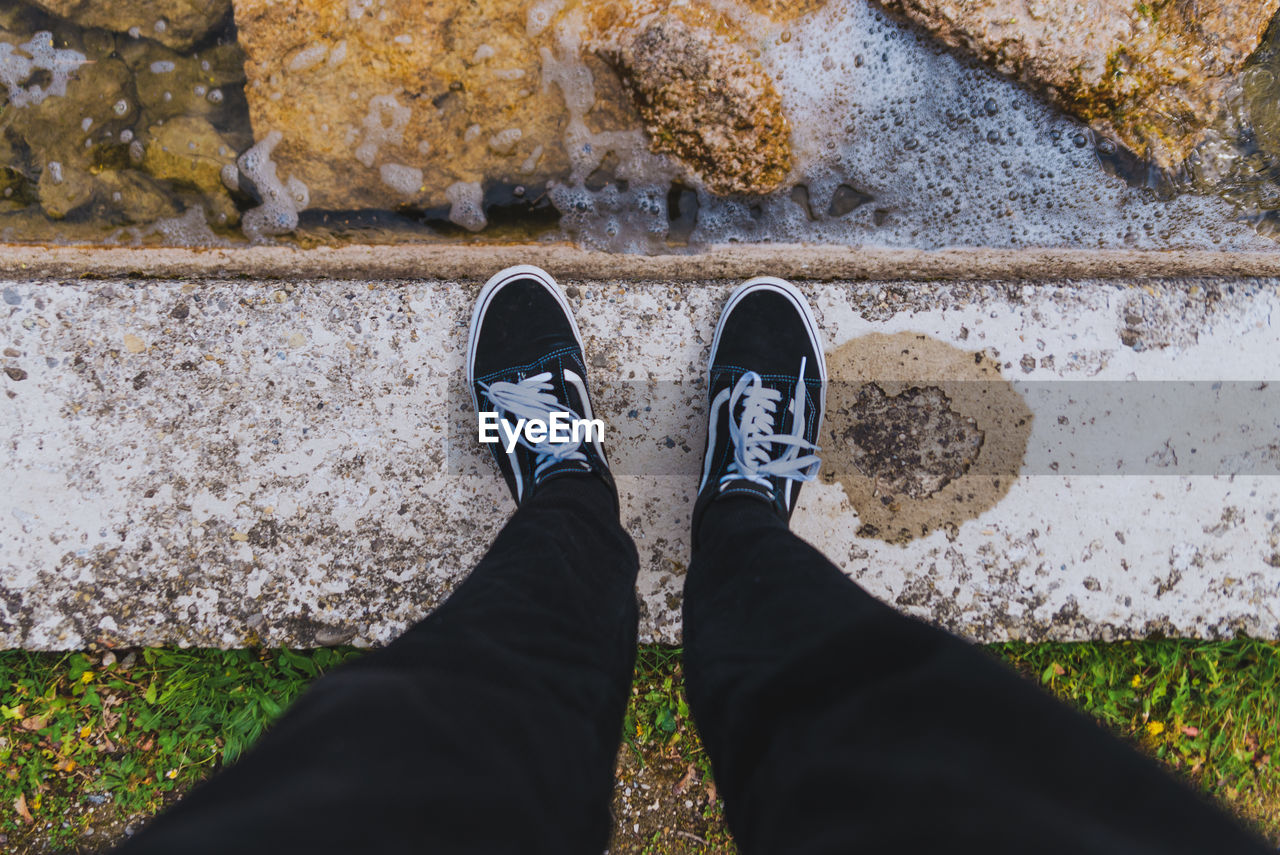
[118, 266, 639, 855]
[684, 499, 1269, 855]
[120, 475, 637, 855]
[683, 277, 1270, 855]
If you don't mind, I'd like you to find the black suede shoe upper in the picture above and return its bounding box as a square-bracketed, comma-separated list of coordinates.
[693, 280, 825, 546]
[468, 267, 615, 509]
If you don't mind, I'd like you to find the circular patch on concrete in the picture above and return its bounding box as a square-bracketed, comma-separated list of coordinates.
[821, 332, 1033, 543]
[842, 383, 984, 499]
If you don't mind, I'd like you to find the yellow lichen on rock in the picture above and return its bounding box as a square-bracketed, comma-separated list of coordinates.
[230, 0, 801, 212]
[741, 0, 826, 23]
[231, 0, 635, 213]
[587, 1, 793, 194]
[875, 0, 1280, 167]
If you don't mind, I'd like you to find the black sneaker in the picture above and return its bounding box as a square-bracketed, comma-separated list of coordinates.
[467, 264, 615, 508]
[692, 276, 826, 544]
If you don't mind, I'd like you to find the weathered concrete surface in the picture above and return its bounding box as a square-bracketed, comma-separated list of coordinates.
[2, 276, 1279, 649]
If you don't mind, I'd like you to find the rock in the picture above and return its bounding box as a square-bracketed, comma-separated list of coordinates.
[36, 161, 93, 219]
[39, 163, 182, 224]
[141, 117, 240, 224]
[229, 0, 799, 215]
[742, 0, 826, 22]
[0, 133, 35, 211]
[119, 40, 246, 127]
[1, 13, 246, 226]
[2, 24, 136, 219]
[0, 29, 86, 108]
[8, 52, 139, 153]
[97, 166, 183, 225]
[0, 166, 35, 211]
[874, 0, 1280, 168]
[589, 4, 791, 194]
[230, 0, 622, 212]
[24, 0, 233, 52]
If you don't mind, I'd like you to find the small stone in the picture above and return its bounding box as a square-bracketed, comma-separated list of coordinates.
[4, 366, 28, 381]
[313, 625, 354, 646]
[123, 334, 146, 353]
[141, 117, 239, 225]
[96, 171, 182, 225]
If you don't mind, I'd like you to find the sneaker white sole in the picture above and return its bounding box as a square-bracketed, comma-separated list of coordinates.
[465, 263, 586, 412]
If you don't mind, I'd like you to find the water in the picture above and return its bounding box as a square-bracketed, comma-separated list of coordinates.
[1, 0, 1278, 250]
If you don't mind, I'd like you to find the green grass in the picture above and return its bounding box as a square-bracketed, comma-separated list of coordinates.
[624, 645, 693, 757]
[0, 641, 1276, 850]
[993, 639, 1280, 838]
[0, 647, 360, 848]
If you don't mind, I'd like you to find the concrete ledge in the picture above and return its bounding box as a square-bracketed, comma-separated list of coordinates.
[3, 274, 1279, 649]
[8, 244, 1280, 282]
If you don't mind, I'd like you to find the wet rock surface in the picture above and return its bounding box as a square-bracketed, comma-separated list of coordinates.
[744, 0, 827, 21]
[875, 0, 1280, 168]
[590, 4, 791, 194]
[26, 0, 233, 52]
[822, 332, 1031, 545]
[2, 0, 1280, 246]
[230, 0, 794, 216]
[142, 116, 241, 225]
[230, 0, 604, 215]
[0, 3, 249, 230]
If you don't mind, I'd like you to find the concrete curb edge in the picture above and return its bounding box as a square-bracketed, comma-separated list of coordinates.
[5, 244, 1280, 282]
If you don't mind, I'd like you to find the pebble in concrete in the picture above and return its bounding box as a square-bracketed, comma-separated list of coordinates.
[1, 277, 1278, 648]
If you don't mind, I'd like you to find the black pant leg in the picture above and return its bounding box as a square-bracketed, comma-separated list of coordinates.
[682, 498, 1269, 855]
[117, 475, 639, 855]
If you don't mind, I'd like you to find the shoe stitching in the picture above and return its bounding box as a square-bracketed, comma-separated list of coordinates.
[720, 485, 770, 500]
[474, 344, 581, 384]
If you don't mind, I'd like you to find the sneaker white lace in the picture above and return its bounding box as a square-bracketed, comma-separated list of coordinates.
[478, 370, 594, 481]
[703, 356, 821, 498]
